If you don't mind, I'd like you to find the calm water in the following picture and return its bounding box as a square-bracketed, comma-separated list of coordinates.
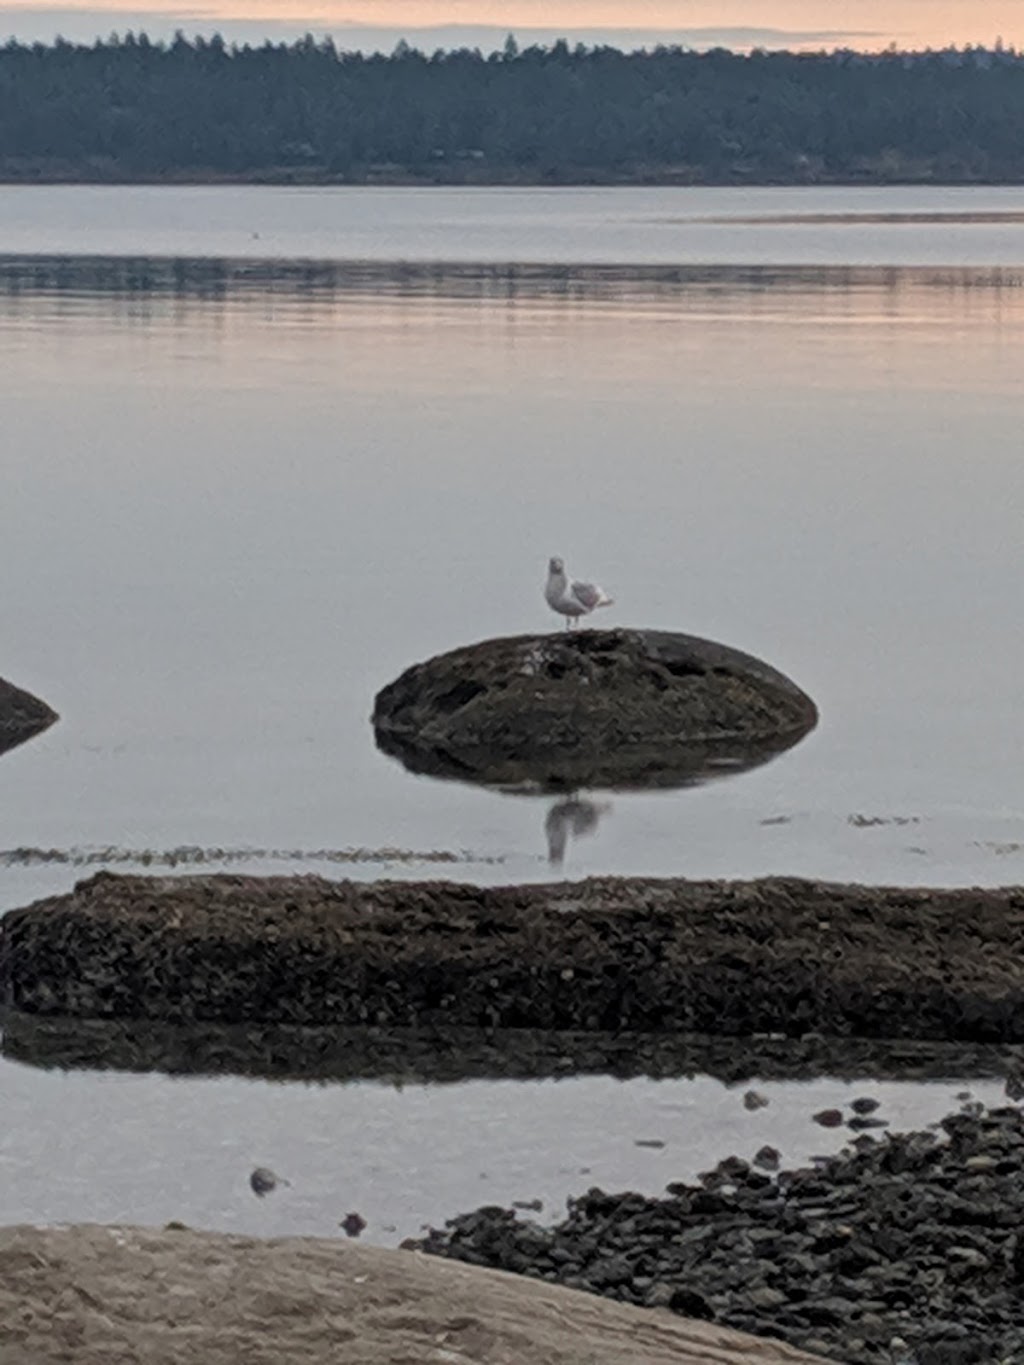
[1, 184, 1023, 1240]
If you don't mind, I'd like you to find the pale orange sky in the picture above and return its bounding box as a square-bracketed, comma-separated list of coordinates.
[1, 0, 1021, 49]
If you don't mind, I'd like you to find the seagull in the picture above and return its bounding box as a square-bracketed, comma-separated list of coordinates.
[544, 556, 614, 630]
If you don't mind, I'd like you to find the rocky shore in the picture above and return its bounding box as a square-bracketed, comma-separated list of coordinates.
[415, 1103, 1024, 1364]
[3, 871, 1024, 1039]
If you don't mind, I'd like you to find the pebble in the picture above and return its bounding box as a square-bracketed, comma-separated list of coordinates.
[753, 1145, 781, 1172]
[743, 1090, 770, 1111]
[850, 1097, 881, 1115]
[340, 1212, 367, 1238]
[249, 1167, 286, 1197]
[812, 1108, 845, 1128]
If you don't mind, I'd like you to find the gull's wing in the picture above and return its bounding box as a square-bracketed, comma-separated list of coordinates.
[570, 579, 610, 610]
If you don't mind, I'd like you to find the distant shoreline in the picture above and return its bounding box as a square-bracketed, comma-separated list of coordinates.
[3, 171, 1024, 188]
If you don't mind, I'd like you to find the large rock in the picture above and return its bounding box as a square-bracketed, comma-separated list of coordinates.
[5, 871, 1024, 1040]
[0, 1224, 827, 1365]
[0, 676, 57, 757]
[372, 629, 817, 789]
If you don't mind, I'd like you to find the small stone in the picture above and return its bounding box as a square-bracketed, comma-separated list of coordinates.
[813, 1109, 844, 1128]
[743, 1090, 770, 1111]
[340, 1212, 367, 1238]
[746, 1286, 787, 1310]
[850, 1097, 880, 1115]
[249, 1167, 287, 1197]
[753, 1145, 781, 1172]
[645, 1282, 675, 1309]
[512, 1198, 544, 1212]
[634, 1139, 666, 1149]
[964, 1155, 998, 1171]
[848, 1116, 889, 1131]
[668, 1287, 715, 1319]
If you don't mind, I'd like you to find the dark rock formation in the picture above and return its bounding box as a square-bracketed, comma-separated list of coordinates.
[414, 1104, 1024, 1364]
[372, 629, 818, 789]
[5, 871, 1024, 1040]
[0, 677, 58, 758]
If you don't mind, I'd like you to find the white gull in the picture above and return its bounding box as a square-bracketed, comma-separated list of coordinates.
[544, 556, 614, 630]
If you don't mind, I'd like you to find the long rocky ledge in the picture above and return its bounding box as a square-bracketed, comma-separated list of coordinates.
[3, 872, 1024, 1039]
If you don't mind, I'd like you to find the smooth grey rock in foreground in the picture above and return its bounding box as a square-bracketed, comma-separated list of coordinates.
[0, 677, 58, 758]
[0, 1223, 827, 1365]
[372, 629, 818, 790]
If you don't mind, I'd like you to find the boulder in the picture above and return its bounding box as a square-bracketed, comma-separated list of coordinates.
[0, 1223, 828, 1365]
[0, 677, 58, 758]
[372, 629, 817, 789]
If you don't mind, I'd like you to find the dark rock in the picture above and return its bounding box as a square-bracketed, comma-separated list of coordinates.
[340, 1212, 366, 1238]
[753, 1146, 781, 1172]
[372, 629, 817, 791]
[0, 677, 58, 758]
[812, 1109, 844, 1128]
[668, 1287, 715, 1319]
[848, 1116, 888, 1131]
[743, 1090, 770, 1110]
[249, 1167, 285, 1197]
[850, 1097, 880, 1115]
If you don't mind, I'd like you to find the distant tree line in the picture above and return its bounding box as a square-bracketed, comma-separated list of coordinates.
[2, 35, 1024, 183]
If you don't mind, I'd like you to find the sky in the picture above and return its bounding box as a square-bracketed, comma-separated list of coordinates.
[0, 0, 1021, 51]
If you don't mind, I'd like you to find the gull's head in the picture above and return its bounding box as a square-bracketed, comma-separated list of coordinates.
[548, 556, 564, 575]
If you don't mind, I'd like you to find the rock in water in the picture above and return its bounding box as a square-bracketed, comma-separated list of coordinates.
[0, 677, 58, 758]
[372, 629, 817, 790]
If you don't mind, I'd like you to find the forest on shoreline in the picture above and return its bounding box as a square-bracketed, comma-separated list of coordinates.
[2, 36, 1024, 185]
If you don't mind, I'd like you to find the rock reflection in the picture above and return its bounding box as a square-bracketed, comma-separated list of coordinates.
[4, 1011, 1021, 1089]
[545, 796, 612, 867]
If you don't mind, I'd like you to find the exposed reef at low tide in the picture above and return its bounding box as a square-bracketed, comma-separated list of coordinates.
[4, 871, 1024, 1041]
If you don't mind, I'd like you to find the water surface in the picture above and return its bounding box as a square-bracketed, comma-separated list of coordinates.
[2, 185, 1023, 1242]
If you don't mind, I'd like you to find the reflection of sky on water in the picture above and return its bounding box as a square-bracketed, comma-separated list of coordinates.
[0, 211, 1023, 903]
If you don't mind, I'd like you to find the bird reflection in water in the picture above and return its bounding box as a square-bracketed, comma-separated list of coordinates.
[544, 795, 612, 867]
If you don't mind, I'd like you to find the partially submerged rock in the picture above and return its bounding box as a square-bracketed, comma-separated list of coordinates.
[373, 629, 817, 789]
[5, 871, 1024, 1040]
[0, 1223, 827, 1365]
[0, 676, 58, 758]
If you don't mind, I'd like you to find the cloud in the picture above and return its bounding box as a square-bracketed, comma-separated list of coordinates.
[0, 8, 885, 49]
